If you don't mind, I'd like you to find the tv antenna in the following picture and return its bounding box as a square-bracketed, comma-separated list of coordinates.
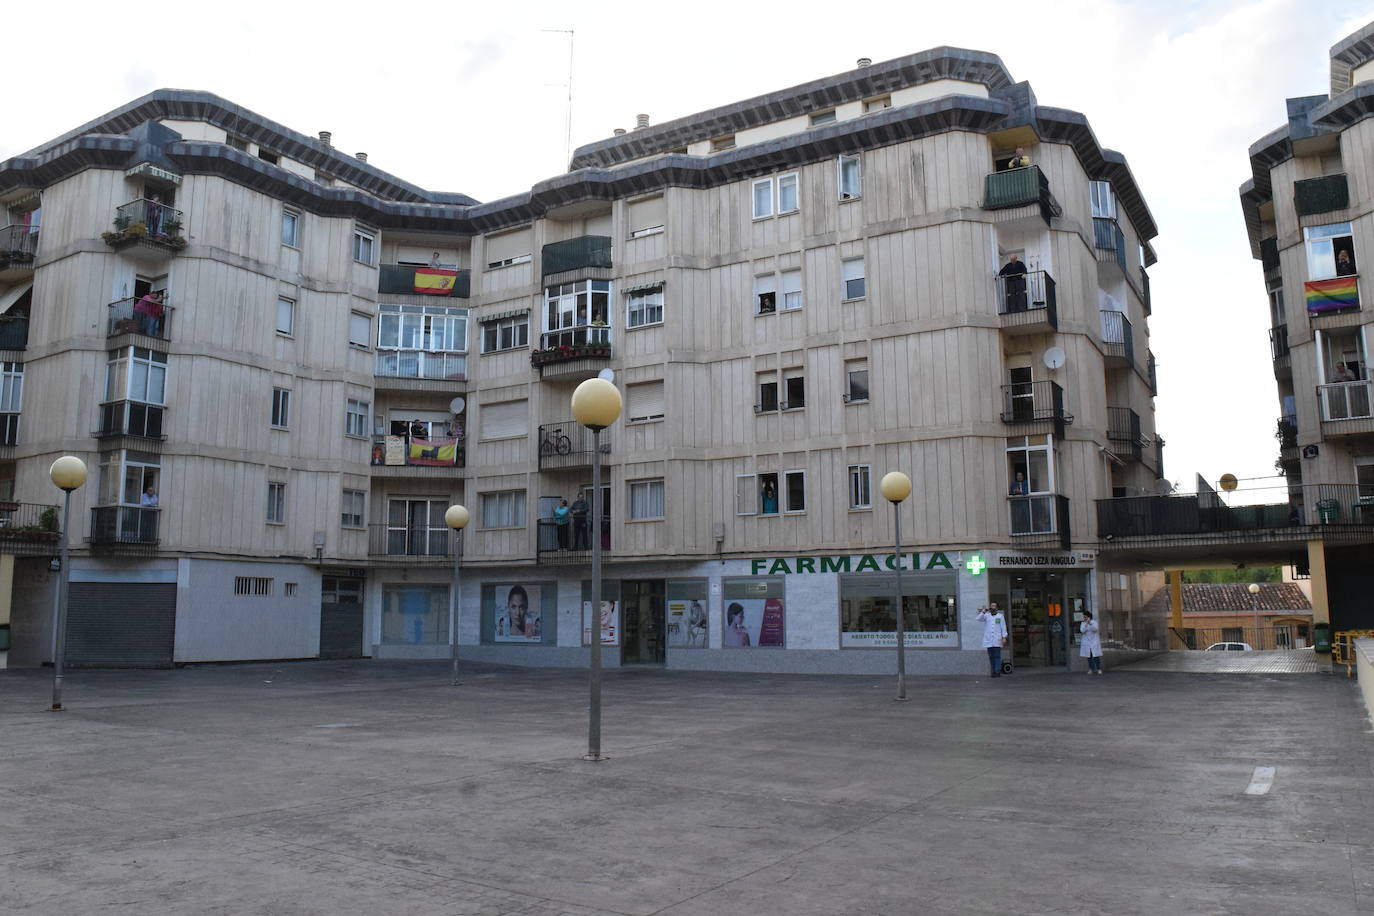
[543, 29, 575, 169]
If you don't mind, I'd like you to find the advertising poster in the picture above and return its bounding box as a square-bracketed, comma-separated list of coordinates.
[722, 597, 784, 648]
[581, 600, 620, 646]
[494, 584, 542, 642]
[383, 435, 406, 466]
[666, 599, 708, 648]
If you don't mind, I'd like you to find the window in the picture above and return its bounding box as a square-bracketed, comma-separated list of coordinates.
[810, 110, 837, 126]
[628, 479, 665, 520]
[752, 174, 799, 220]
[734, 472, 783, 516]
[377, 304, 468, 351]
[341, 489, 365, 528]
[627, 380, 665, 422]
[542, 280, 610, 348]
[271, 387, 290, 428]
[777, 173, 798, 214]
[842, 258, 866, 300]
[96, 452, 160, 525]
[226, 135, 250, 152]
[752, 179, 773, 219]
[839, 155, 862, 200]
[783, 370, 805, 410]
[105, 347, 167, 405]
[756, 372, 779, 413]
[839, 574, 959, 647]
[267, 481, 285, 524]
[349, 312, 371, 348]
[481, 313, 530, 352]
[276, 296, 295, 336]
[711, 135, 736, 151]
[1268, 281, 1285, 327]
[626, 287, 664, 328]
[281, 209, 299, 247]
[754, 274, 777, 314]
[385, 499, 449, 556]
[627, 195, 666, 238]
[480, 490, 526, 529]
[345, 398, 369, 437]
[382, 585, 449, 644]
[1090, 181, 1117, 220]
[485, 228, 532, 268]
[1304, 222, 1357, 280]
[234, 576, 274, 596]
[351, 227, 376, 265]
[848, 465, 872, 509]
[722, 577, 785, 647]
[480, 399, 528, 439]
[1007, 434, 1057, 535]
[284, 582, 298, 597]
[257, 148, 279, 165]
[781, 269, 802, 311]
[783, 469, 806, 513]
[845, 360, 870, 403]
[863, 96, 891, 112]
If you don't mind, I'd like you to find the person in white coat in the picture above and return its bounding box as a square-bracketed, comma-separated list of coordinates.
[1080, 609, 1103, 674]
[977, 603, 1008, 677]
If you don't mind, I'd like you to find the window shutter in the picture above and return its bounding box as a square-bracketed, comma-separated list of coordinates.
[485, 228, 532, 264]
[735, 475, 757, 515]
[627, 380, 665, 421]
[628, 196, 666, 235]
[480, 400, 528, 439]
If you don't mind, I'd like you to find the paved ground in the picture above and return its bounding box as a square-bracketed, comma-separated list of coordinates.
[1, 659, 1371, 916]
[1118, 649, 1330, 674]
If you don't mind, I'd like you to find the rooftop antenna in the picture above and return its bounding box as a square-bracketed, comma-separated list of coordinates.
[543, 29, 575, 170]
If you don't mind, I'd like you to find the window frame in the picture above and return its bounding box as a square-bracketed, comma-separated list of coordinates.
[842, 257, 867, 301]
[276, 295, 295, 337]
[845, 360, 870, 404]
[1304, 222, 1357, 281]
[281, 209, 300, 247]
[755, 372, 780, 413]
[780, 269, 802, 311]
[104, 346, 167, 407]
[838, 155, 862, 201]
[345, 398, 370, 438]
[480, 314, 531, 353]
[480, 489, 527, 530]
[752, 178, 774, 220]
[626, 379, 665, 423]
[848, 464, 872, 510]
[351, 227, 376, 266]
[783, 469, 807, 514]
[626, 287, 664, 329]
[341, 488, 365, 528]
[754, 273, 777, 315]
[777, 172, 799, 215]
[267, 480, 286, 524]
[627, 478, 666, 521]
[348, 312, 371, 349]
[782, 370, 805, 411]
[271, 387, 291, 429]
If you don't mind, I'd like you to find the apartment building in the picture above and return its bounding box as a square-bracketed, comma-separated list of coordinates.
[1238, 21, 1374, 634]
[0, 47, 1165, 674]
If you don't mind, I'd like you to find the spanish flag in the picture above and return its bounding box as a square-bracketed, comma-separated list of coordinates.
[413, 268, 458, 295]
[1305, 277, 1359, 313]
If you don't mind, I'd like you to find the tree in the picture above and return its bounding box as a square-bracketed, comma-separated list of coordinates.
[1181, 567, 1281, 584]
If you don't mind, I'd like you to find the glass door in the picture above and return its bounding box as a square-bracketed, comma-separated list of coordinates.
[621, 579, 665, 665]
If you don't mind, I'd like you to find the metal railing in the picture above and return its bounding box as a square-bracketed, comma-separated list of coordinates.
[995, 269, 1057, 325]
[1147, 351, 1158, 395]
[1259, 237, 1280, 272]
[1093, 217, 1127, 274]
[0, 315, 27, 350]
[1008, 494, 1070, 548]
[983, 166, 1051, 214]
[371, 434, 465, 468]
[536, 516, 610, 559]
[0, 501, 60, 543]
[537, 421, 610, 470]
[541, 235, 612, 276]
[91, 506, 159, 544]
[1100, 310, 1134, 365]
[0, 224, 38, 264]
[97, 401, 164, 439]
[374, 351, 467, 381]
[378, 264, 471, 298]
[1140, 268, 1152, 315]
[367, 523, 453, 558]
[107, 296, 174, 341]
[1269, 324, 1289, 360]
[1294, 174, 1349, 216]
[1107, 407, 1148, 462]
[538, 325, 611, 351]
[1000, 380, 1069, 433]
[0, 412, 17, 446]
[1096, 483, 1374, 539]
[1318, 381, 1372, 421]
[114, 199, 184, 240]
[1171, 625, 1313, 652]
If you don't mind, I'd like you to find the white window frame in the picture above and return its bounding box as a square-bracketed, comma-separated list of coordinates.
[848, 465, 872, 510]
[267, 480, 286, 524]
[780, 269, 802, 311]
[480, 314, 530, 353]
[754, 274, 777, 315]
[104, 346, 167, 406]
[783, 469, 807, 514]
[351, 227, 376, 266]
[626, 379, 665, 423]
[838, 155, 862, 201]
[777, 173, 799, 214]
[281, 209, 300, 247]
[752, 178, 774, 220]
[1304, 222, 1356, 281]
[345, 398, 369, 438]
[1090, 181, 1117, 220]
[627, 478, 665, 521]
[735, 473, 758, 516]
[0, 362, 21, 413]
[271, 387, 291, 429]
[377, 304, 468, 352]
[842, 257, 866, 301]
[276, 296, 295, 337]
[626, 287, 664, 329]
[341, 488, 365, 528]
[348, 312, 371, 349]
[845, 360, 870, 404]
[486, 252, 532, 269]
[480, 490, 526, 529]
[810, 110, 837, 126]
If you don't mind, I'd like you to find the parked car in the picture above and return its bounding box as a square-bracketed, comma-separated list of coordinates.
[1204, 642, 1254, 652]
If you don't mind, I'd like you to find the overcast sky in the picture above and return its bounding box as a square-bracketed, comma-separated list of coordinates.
[6, 1, 1373, 501]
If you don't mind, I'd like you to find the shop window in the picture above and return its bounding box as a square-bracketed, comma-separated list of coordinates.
[666, 579, 708, 648]
[381, 585, 449, 645]
[839, 573, 959, 647]
[722, 577, 785, 647]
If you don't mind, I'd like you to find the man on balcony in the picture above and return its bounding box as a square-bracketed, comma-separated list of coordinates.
[1004, 147, 1031, 169]
[571, 494, 590, 550]
[999, 255, 1028, 312]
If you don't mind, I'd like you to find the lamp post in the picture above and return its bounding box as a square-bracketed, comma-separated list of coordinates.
[445, 504, 469, 686]
[48, 456, 87, 711]
[880, 471, 913, 701]
[572, 377, 621, 761]
[1248, 582, 1261, 649]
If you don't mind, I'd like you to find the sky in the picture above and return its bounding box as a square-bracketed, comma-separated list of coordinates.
[6, 0, 1373, 501]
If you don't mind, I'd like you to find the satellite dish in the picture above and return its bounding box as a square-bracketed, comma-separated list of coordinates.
[597, 368, 615, 382]
[1042, 347, 1066, 370]
[1219, 473, 1238, 492]
[1154, 478, 1174, 495]
[449, 397, 466, 414]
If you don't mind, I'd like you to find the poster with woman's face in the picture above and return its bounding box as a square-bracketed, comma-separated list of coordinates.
[581, 600, 619, 646]
[667, 599, 708, 648]
[722, 597, 784, 648]
[494, 584, 542, 642]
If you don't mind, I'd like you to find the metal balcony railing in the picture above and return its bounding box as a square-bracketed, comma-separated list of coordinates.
[0, 501, 62, 550]
[983, 166, 1053, 221]
[537, 421, 610, 470]
[107, 296, 173, 341]
[111, 199, 185, 247]
[374, 351, 467, 381]
[1000, 380, 1070, 435]
[1318, 381, 1373, 421]
[1093, 217, 1127, 274]
[1008, 494, 1070, 548]
[1147, 351, 1159, 395]
[91, 506, 159, 544]
[378, 264, 471, 298]
[1259, 237, 1280, 272]
[1100, 310, 1135, 365]
[1140, 268, 1152, 316]
[536, 516, 610, 561]
[367, 523, 454, 558]
[1294, 174, 1349, 216]
[0, 412, 18, 446]
[1269, 325, 1289, 360]
[995, 269, 1057, 327]
[97, 401, 164, 439]
[1107, 407, 1148, 462]
[371, 434, 466, 469]
[541, 235, 612, 276]
[1096, 483, 1374, 539]
[0, 224, 38, 264]
[0, 315, 27, 350]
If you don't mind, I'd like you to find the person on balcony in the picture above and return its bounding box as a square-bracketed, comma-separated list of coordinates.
[998, 255, 1028, 312]
[428, 252, 442, 268]
[554, 499, 571, 549]
[1004, 147, 1031, 169]
[133, 290, 165, 337]
[1334, 361, 1357, 382]
[571, 494, 590, 549]
[1009, 471, 1029, 496]
[145, 194, 164, 235]
[140, 485, 159, 508]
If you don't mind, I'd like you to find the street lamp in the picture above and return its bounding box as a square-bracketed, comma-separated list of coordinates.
[880, 471, 913, 701]
[572, 377, 621, 761]
[445, 504, 469, 686]
[1248, 582, 1261, 649]
[48, 456, 87, 711]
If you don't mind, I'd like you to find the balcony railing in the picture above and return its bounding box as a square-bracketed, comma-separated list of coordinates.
[538, 421, 611, 471]
[371, 434, 465, 469]
[541, 235, 612, 276]
[1000, 380, 1070, 436]
[1151, 434, 1166, 480]
[1259, 237, 1280, 272]
[1140, 268, 1152, 316]
[107, 296, 173, 341]
[536, 516, 610, 563]
[1147, 351, 1158, 395]
[367, 523, 454, 559]
[995, 270, 1057, 329]
[1318, 381, 1372, 421]
[1100, 310, 1134, 366]
[1294, 174, 1349, 217]
[378, 264, 470, 298]
[0, 412, 18, 446]
[91, 506, 159, 545]
[374, 351, 467, 382]
[0, 501, 61, 552]
[1096, 484, 1374, 540]
[105, 199, 186, 252]
[532, 327, 612, 372]
[1093, 217, 1127, 274]
[97, 401, 164, 439]
[0, 224, 38, 266]
[1269, 325, 1289, 360]
[1008, 494, 1070, 549]
[1107, 407, 1148, 462]
[983, 166, 1054, 224]
[0, 315, 27, 350]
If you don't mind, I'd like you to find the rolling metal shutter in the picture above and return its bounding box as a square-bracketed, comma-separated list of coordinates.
[65, 582, 176, 668]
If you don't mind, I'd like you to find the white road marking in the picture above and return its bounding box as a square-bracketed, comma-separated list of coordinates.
[314, 723, 360, 728]
[1245, 766, 1276, 795]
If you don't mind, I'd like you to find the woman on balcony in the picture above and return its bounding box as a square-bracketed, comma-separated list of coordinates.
[133, 290, 165, 337]
[554, 499, 571, 549]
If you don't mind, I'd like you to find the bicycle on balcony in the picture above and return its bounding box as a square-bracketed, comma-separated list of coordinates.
[539, 427, 572, 457]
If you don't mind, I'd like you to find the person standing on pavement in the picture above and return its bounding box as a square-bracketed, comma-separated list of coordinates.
[978, 603, 1008, 677]
[1080, 609, 1103, 675]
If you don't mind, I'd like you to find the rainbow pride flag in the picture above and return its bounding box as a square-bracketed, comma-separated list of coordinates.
[1305, 276, 1359, 313]
[413, 268, 458, 295]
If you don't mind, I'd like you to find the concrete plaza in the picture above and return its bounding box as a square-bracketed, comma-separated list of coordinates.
[0, 658, 1371, 915]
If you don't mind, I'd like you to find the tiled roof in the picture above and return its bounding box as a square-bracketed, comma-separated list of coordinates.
[1142, 583, 1312, 617]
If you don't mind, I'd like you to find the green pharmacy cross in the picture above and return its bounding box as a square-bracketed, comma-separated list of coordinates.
[965, 554, 986, 576]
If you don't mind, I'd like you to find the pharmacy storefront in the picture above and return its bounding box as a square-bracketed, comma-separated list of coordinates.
[983, 550, 1098, 668]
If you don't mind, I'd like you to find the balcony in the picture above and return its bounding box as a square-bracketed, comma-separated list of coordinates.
[1096, 484, 1374, 543]
[532, 326, 611, 379]
[1259, 237, 1280, 273]
[1008, 494, 1070, 549]
[537, 420, 610, 471]
[107, 296, 173, 342]
[1147, 351, 1159, 395]
[103, 199, 186, 257]
[1150, 434, 1166, 481]
[1140, 268, 1152, 316]
[369, 434, 465, 474]
[0, 224, 38, 276]
[1317, 381, 1374, 434]
[367, 523, 454, 561]
[995, 270, 1057, 333]
[1269, 325, 1290, 379]
[1294, 174, 1349, 217]
[542, 235, 612, 277]
[0, 502, 61, 555]
[378, 264, 470, 299]
[0, 412, 17, 447]
[1107, 407, 1149, 463]
[982, 166, 1055, 224]
[90, 506, 159, 546]
[374, 351, 467, 387]
[0, 314, 27, 351]
[97, 401, 164, 441]
[1100, 310, 1134, 367]
[535, 516, 610, 564]
[1000, 380, 1070, 437]
[1276, 415, 1298, 468]
[1093, 217, 1127, 274]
